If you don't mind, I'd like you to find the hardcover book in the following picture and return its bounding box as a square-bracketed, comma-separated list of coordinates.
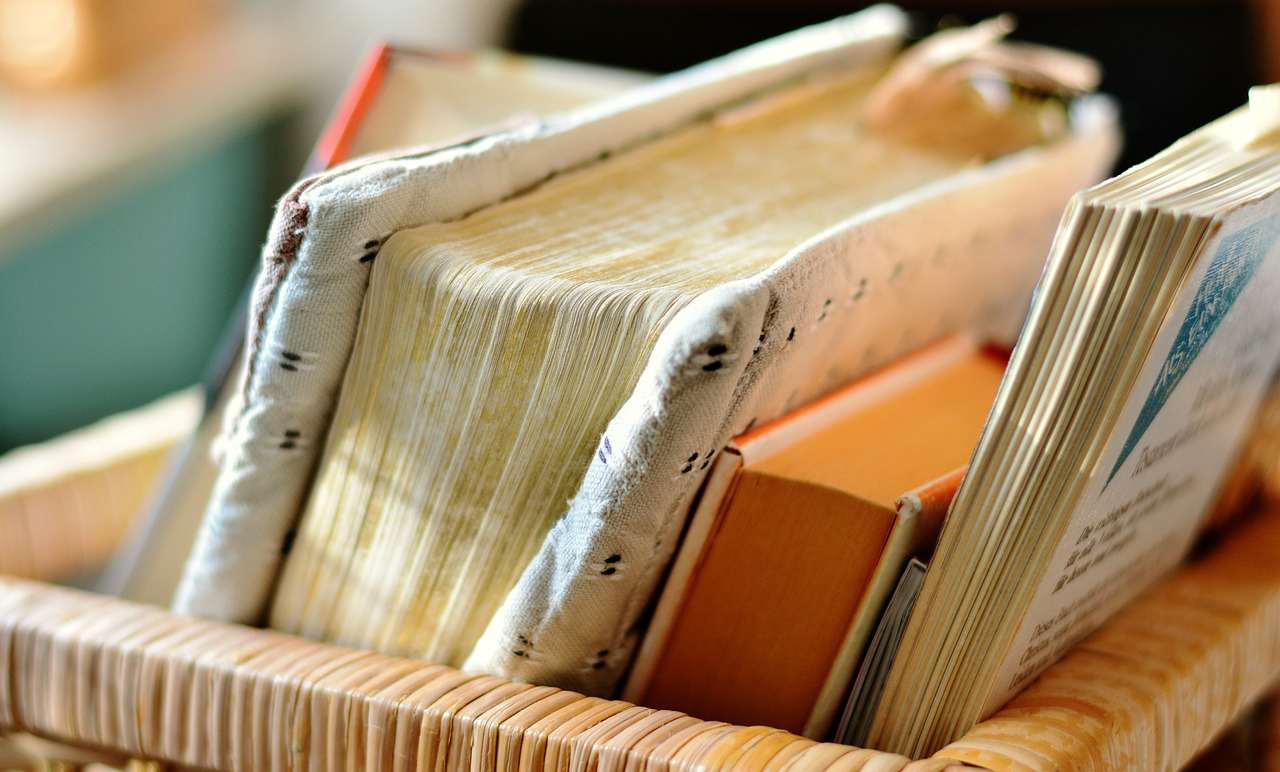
[623, 335, 1001, 738]
[173, 8, 1117, 695]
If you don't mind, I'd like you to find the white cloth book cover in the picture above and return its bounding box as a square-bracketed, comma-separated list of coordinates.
[174, 6, 1119, 695]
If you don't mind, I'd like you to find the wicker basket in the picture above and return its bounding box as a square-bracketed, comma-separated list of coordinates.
[4, 401, 1280, 771]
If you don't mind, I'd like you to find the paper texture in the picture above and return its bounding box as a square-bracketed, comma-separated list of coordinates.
[985, 193, 1280, 713]
[466, 110, 1117, 693]
[175, 5, 911, 627]
[174, 6, 1119, 696]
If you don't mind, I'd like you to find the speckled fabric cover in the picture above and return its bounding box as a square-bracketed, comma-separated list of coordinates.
[174, 6, 1119, 696]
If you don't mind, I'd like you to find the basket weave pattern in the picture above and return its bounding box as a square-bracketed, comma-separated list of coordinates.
[6, 407, 1280, 769]
[0, 577, 972, 771]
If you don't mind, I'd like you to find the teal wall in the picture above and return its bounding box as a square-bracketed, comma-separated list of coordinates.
[0, 126, 282, 452]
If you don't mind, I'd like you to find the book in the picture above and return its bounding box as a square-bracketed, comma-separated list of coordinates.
[174, 9, 1118, 694]
[265, 30, 1100, 673]
[835, 556, 927, 747]
[310, 45, 648, 170]
[931, 500, 1280, 770]
[943, 500, 1280, 770]
[622, 335, 1003, 737]
[868, 87, 1280, 756]
[100, 46, 641, 608]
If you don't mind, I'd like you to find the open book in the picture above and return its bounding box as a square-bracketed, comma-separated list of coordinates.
[173, 7, 1118, 695]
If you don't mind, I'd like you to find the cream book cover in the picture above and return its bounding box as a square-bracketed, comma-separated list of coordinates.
[173, 8, 1117, 696]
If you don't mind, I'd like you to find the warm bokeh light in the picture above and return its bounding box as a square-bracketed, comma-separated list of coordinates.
[0, 0, 82, 89]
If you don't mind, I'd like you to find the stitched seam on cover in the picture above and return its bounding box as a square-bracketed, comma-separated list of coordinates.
[607, 290, 780, 655]
[235, 185, 315, 432]
[230, 68, 833, 432]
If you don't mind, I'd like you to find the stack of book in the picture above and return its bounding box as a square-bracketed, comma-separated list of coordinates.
[98, 6, 1280, 763]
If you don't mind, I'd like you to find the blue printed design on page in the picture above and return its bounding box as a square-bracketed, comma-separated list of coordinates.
[1106, 217, 1279, 487]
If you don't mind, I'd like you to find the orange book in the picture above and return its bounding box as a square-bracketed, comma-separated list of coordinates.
[310, 45, 647, 170]
[623, 335, 1005, 738]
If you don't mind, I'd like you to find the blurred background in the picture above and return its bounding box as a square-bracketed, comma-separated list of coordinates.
[0, 0, 1271, 453]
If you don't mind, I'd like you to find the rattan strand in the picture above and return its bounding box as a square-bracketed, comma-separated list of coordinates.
[7, 466, 1280, 769]
[0, 577, 974, 771]
[6, 501, 1280, 772]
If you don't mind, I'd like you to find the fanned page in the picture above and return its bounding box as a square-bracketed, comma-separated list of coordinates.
[985, 187, 1280, 710]
[870, 100, 1280, 756]
[267, 57, 1084, 667]
[172, 7, 897, 675]
[272, 66, 968, 661]
[167, 8, 1117, 697]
